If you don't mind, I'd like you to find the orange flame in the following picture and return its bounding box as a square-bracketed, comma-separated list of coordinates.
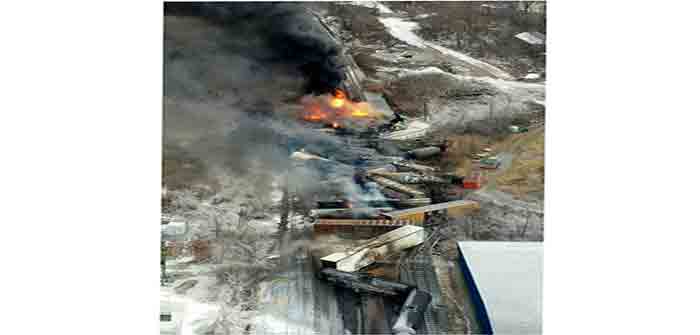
[301, 89, 380, 126]
[329, 89, 346, 109]
[351, 109, 369, 117]
[302, 104, 327, 122]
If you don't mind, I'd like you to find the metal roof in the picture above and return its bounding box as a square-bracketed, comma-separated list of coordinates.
[457, 241, 543, 334]
[515, 32, 546, 45]
[381, 199, 479, 218]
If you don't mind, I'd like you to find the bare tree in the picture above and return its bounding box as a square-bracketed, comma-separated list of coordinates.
[164, 178, 280, 335]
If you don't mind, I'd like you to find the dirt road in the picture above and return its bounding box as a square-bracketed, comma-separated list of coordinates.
[364, 3, 514, 79]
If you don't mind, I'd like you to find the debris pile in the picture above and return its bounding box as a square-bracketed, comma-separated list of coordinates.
[321, 225, 426, 272]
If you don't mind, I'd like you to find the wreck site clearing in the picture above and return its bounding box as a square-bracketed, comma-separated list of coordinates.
[161, 2, 545, 335]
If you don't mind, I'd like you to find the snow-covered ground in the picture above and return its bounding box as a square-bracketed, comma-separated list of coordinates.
[378, 17, 426, 48]
[390, 66, 544, 129]
[380, 119, 430, 140]
[349, 2, 515, 80]
[160, 287, 219, 335]
[397, 66, 542, 91]
[252, 314, 316, 335]
[414, 13, 436, 19]
[344, 0, 393, 14]
[161, 176, 289, 334]
[427, 42, 514, 80]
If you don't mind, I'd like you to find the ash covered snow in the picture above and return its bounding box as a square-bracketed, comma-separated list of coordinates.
[387, 67, 544, 131]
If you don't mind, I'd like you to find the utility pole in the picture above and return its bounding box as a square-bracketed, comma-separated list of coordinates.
[160, 240, 167, 285]
[520, 213, 531, 239]
[214, 215, 220, 239]
[279, 174, 289, 232]
[424, 101, 429, 121]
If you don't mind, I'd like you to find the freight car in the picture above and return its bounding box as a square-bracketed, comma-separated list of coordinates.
[319, 268, 432, 335]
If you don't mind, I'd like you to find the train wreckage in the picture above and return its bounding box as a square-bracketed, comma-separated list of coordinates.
[280, 37, 486, 331]
[285, 82, 484, 334]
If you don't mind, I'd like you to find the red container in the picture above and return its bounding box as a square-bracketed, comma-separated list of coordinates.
[463, 171, 485, 189]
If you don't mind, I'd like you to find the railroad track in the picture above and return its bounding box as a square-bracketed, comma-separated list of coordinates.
[394, 223, 447, 335]
[413, 259, 441, 334]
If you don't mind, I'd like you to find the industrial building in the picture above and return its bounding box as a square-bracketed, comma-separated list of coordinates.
[457, 241, 543, 334]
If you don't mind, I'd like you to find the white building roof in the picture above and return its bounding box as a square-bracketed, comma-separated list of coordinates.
[458, 241, 543, 334]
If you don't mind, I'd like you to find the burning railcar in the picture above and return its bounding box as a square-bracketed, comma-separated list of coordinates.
[300, 89, 390, 130]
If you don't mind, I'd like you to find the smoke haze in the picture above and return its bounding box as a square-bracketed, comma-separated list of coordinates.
[163, 3, 347, 196]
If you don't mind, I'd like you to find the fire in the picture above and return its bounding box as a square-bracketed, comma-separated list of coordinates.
[300, 89, 381, 127]
[351, 109, 369, 117]
[329, 89, 346, 108]
[302, 104, 326, 122]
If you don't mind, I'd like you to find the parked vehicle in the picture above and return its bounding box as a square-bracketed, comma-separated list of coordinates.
[474, 152, 490, 159]
[480, 156, 502, 169]
[508, 125, 529, 133]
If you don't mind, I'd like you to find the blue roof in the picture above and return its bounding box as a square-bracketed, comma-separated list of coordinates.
[457, 241, 543, 334]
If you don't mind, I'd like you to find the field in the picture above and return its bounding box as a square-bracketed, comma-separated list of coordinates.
[496, 129, 545, 199]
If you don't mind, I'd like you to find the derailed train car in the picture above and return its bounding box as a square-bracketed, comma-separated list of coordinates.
[319, 268, 431, 335]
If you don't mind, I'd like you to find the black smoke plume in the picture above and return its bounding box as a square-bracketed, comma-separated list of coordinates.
[163, 2, 349, 198]
[165, 2, 346, 94]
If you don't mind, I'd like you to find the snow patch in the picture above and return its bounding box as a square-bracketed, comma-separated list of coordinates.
[380, 120, 431, 140]
[378, 17, 426, 48]
[397, 66, 446, 77]
[428, 43, 514, 79]
[248, 216, 280, 234]
[515, 32, 545, 45]
[414, 13, 436, 19]
[253, 314, 316, 335]
[391, 66, 545, 130]
[344, 1, 393, 14]
[398, 66, 544, 93]
[162, 221, 188, 240]
[161, 288, 220, 335]
[377, 12, 513, 79]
